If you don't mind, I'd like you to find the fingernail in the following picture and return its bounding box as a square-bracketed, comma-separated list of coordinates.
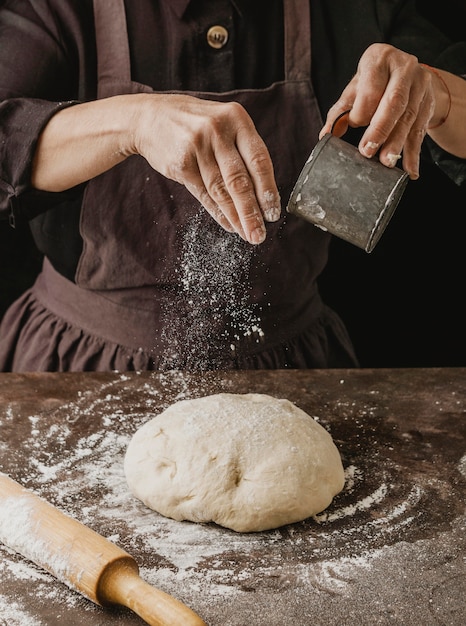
[361, 141, 379, 158]
[264, 206, 281, 222]
[262, 191, 281, 221]
[251, 226, 266, 245]
[386, 153, 402, 168]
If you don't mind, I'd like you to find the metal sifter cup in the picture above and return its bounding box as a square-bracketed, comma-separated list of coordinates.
[287, 113, 409, 253]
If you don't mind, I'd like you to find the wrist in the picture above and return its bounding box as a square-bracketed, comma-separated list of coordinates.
[105, 93, 151, 158]
[419, 64, 452, 129]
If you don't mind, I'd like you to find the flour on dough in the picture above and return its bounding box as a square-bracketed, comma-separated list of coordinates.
[124, 393, 345, 532]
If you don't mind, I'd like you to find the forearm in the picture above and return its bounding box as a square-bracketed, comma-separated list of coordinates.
[31, 94, 143, 192]
[30, 92, 281, 245]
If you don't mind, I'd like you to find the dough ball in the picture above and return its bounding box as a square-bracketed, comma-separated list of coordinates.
[124, 393, 345, 532]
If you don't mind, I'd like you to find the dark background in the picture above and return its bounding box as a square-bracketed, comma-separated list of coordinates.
[0, 0, 465, 368]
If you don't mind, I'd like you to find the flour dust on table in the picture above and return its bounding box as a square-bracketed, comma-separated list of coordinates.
[124, 392, 345, 532]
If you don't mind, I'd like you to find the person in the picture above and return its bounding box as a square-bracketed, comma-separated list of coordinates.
[0, 0, 465, 373]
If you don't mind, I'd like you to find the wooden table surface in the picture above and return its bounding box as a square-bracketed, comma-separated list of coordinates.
[0, 368, 465, 625]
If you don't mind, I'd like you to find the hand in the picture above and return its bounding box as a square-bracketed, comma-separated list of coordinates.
[319, 43, 450, 180]
[133, 94, 281, 244]
[32, 93, 281, 245]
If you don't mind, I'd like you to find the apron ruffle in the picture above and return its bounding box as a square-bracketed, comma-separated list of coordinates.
[0, 269, 358, 372]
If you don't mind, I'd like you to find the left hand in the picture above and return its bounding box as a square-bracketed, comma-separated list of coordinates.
[319, 43, 440, 180]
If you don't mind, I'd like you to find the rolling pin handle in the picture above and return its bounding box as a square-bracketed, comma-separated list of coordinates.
[99, 558, 207, 626]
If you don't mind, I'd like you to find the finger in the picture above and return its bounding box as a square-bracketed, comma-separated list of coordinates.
[398, 92, 431, 179]
[165, 127, 246, 237]
[372, 68, 432, 177]
[172, 132, 266, 244]
[377, 106, 428, 179]
[203, 101, 279, 242]
[319, 94, 356, 139]
[399, 125, 425, 180]
[235, 130, 281, 223]
[331, 110, 352, 137]
[190, 141, 254, 241]
[203, 139, 267, 245]
[354, 55, 424, 160]
[180, 162, 239, 235]
[215, 150, 267, 244]
[189, 181, 239, 234]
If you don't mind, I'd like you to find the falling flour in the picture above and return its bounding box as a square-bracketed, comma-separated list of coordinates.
[160, 210, 265, 369]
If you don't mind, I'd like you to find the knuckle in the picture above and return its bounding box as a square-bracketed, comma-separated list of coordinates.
[405, 52, 420, 70]
[243, 210, 263, 228]
[209, 175, 232, 203]
[198, 186, 215, 208]
[225, 171, 252, 196]
[203, 115, 223, 137]
[400, 106, 417, 127]
[226, 100, 246, 115]
[368, 120, 392, 139]
[409, 127, 426, 143]
[365, 42, 384, 58]
[248, 151, 271, 176]
[223, 100, 248, 121]
[386, 87, 409, 113]
[207, 101, 249, 134]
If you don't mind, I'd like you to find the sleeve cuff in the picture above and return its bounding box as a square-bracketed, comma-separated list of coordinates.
[0, 98, 80, 219]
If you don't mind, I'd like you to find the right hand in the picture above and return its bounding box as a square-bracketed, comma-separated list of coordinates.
[32, 93, 281, 245]
[132, 93, 281, 244]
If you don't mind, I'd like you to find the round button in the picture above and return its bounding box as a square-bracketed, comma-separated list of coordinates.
[207, 25, 229, 49]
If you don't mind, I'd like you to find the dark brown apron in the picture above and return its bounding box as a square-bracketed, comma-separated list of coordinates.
[66, 0, 332, 369]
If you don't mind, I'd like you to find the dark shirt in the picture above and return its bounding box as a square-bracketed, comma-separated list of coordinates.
[0, 0, 465, 279]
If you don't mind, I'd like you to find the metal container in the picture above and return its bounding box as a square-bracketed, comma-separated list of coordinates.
[287, 133, 409, 252]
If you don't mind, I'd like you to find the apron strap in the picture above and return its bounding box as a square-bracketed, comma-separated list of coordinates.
[284, 0, 312, 81]
[93, 0, 312, 89]
[92, 0, 131, 97]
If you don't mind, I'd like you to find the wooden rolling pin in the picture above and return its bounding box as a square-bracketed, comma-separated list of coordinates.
[0, 473, 206, 626]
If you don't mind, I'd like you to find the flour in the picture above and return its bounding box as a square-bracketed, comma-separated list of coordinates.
[315, 479, 388, 523]
[459, 453, 466, 478]
[0, 595, 44, 626]
[161, 210, 265, 369]
[0, 494, 85, 598]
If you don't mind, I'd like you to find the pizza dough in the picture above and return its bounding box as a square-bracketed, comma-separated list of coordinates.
[124, 393, 345, 532]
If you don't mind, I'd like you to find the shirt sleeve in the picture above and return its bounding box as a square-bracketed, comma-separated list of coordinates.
[0, 98, 81, 220]
[0, 0, 90, 221]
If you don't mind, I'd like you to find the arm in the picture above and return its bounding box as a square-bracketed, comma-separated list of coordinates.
[319, 43, 466, 180]
[2, 0, 279, 245]
[31, 93, 281, 245]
